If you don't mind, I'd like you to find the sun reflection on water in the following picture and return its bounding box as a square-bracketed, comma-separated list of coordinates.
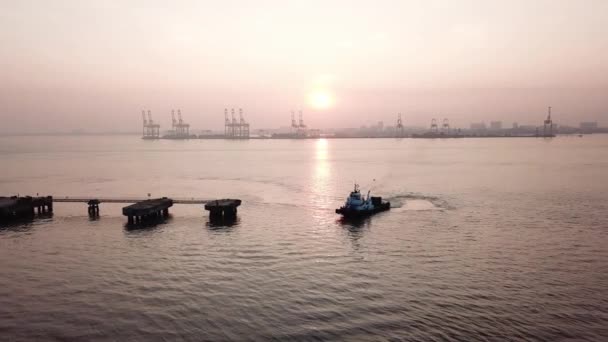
[311, 139, 334, 223]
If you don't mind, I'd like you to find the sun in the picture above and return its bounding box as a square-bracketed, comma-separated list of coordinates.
[308, 89, 334, 110]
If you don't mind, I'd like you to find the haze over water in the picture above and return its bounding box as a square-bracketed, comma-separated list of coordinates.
[2, 0, 608, 340]
[1, 0, 607, 132]
[1, 135, 607, 340]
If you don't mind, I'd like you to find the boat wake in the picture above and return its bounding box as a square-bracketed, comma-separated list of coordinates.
[385, 193, 451, 211]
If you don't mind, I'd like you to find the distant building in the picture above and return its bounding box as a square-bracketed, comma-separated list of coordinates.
[470, 122, 486, 130]
[308, 129, 321, 138]
[512, 122, 519, 129]
[490, 121, 502, 130]
[519, 125, 537, 132]
[580, 122, 598, 133]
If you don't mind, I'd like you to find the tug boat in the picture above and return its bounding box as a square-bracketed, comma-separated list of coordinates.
[335, 184, 390, 218]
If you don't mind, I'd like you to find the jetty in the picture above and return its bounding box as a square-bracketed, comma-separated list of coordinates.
[122, 198, 173, 224]
[0, 196, 52, 220]
[205, 199, 241, 219]
[1, 195, 242, 224]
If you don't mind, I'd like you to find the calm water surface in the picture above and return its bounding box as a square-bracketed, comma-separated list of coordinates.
[1, 135, 607, 341]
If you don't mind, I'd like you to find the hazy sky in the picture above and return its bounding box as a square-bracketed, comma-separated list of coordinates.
[1, 0, 607, 133]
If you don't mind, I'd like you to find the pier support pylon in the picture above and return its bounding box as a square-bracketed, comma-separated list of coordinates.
[47, 196, 53, 213]
[87, 199, 100, 217]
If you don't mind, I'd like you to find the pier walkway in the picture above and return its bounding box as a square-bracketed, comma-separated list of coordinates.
[53, 196, 211, 204]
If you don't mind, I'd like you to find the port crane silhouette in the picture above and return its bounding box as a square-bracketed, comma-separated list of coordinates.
[396, 113, 404, 137]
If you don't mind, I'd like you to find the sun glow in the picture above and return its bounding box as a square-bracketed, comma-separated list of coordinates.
[308, 89, 334, 110]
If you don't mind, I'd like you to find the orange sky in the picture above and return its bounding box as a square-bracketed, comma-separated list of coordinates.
[1, 0, 607, 133]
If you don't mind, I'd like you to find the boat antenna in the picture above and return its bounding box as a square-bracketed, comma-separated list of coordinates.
[360, 178, 376, 193]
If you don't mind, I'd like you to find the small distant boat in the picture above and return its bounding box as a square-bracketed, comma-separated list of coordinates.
[335, 184, 390, 218]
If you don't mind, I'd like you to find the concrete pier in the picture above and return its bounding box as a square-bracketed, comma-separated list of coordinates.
[122, 197, 173, 224]
[0, 196, 52, 221]
[3, 195, 242, 224]
[204, 199, 241, 220]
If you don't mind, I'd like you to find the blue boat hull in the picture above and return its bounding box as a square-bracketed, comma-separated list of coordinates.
[335, 202, 390, 218]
